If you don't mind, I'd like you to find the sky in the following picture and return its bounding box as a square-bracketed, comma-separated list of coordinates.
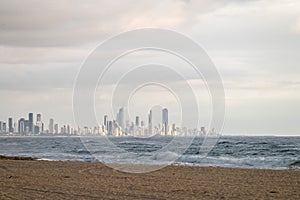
[0, 0, 300, 135]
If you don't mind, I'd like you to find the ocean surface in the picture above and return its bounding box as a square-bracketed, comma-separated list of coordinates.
[0, 136, 299, 170]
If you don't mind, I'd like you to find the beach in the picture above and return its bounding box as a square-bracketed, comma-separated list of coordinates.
[0, 156, 299, 199]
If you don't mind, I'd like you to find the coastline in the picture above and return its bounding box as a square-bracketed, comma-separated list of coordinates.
[0, 156, 299, 199]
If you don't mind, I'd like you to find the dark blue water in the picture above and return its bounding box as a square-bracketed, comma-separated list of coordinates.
[0, 136, 299, 170]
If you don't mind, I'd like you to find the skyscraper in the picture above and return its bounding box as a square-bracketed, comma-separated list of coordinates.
[162, 108, 168, 136]
[35, 113, 43, 134]
[104, 115, 108, 131]
[28, 113, 33, 133]
[2, 122, 6, 133]
[14, 122, 18, 134]
[117, 107, 125, 129]
[54, 124, 59, 134]
[18, 118, 25, 134]
[8, 117, 13, 133]
[49, 118, 54, 134]
[37, 114, 41, 122]
[108, 121, 113, 136]
[135, 116, 140, 127]
[148, 110, 153, 136]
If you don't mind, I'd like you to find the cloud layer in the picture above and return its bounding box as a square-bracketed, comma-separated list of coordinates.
[0, 0, 299, 135]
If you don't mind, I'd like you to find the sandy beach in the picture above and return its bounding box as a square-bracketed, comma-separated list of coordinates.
[0, 156, 299, 199]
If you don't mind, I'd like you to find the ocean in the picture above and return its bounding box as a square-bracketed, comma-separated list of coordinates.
[0, 136, 299, 170]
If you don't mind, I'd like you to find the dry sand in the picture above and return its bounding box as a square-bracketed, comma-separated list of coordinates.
[0, 156, 299, 199]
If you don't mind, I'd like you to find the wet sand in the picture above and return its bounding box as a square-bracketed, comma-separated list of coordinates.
[0, 156, 299, 199]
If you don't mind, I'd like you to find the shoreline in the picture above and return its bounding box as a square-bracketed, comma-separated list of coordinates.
[0, 155, 298, 171]
[0, 155, 300, 199]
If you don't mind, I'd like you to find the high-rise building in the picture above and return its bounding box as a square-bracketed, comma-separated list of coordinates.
[135, 116, 140, 127]
[54, 124, 59, 134]
[108, 121, 113, 135]
[148, 110, 153, 136]
[104, 115, 108, 131]
[34, 125, 39, 134]
[2, 122, 6, 133]
[35, 114, 43, 134]
[24, 120, 29, 133]
[67, 124, 71, 134]
[37, 114, 42, 122]
[8, 117, 13, 133]
[18, 118, 25, 134]
[162, 108, 168, 136]
[28, 113, 33, 133]
[117, 108, 125, 129]
[14, 122, 18, 133]
[63, 125, 67, 134]
[49, 118, 54, 134]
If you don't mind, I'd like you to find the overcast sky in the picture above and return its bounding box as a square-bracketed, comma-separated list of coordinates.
[0, 0, 299, 135]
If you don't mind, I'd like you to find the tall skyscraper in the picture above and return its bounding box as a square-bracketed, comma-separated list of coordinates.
[8, 117, 13, 133]
[104, 115, 108, 131]
[2, 122, 6, 133]
[18, 118, 25, 134]
[49, 118, 54, 134]
[14, 122, 18, 134]
[117, 108, 125, 129]
[54, 124, 59, 134]
[108, 121, 113, 136]
[162, 108, 168, 136]
[135, 116, 140, 127]
[36, 113, 43, 134]
[148, 110, 153, 136]
[28, 113, 33, 133]
[67, 124, 71, 134]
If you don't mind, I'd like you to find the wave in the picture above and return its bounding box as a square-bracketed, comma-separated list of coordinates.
[289, 160, 300, 169]
[152, 151, 179, 161]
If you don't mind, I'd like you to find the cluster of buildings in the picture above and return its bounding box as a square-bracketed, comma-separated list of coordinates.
[0, 108, 216, 137]
[0, 113, 74, 136]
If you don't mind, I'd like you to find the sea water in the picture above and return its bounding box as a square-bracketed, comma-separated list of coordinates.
[0, 136, 299, 170]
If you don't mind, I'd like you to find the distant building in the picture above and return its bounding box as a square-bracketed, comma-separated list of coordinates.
[135, 116, 140, 127]
[34, 125, 40, 134]
[117, 108, 125, 129]
[49, 118, 54, 134]
[104, 115, 108, 131]
[28, 113, 33, 133]
[162, 108, 168, 136]
[18, 118, 25, 134]
[54, 124, 59, 134]
[8, 117, 13, 133]
[108, 121, 113, 136]
[67, 124, 70, 134]
[148, 110, 153, 136]
[2, 122, 6, 133]
[37, 114, 42, 123]
[14, 122, 18, 133]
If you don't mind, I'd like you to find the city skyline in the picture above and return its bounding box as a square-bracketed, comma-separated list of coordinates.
[0, 108, 215, 137]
